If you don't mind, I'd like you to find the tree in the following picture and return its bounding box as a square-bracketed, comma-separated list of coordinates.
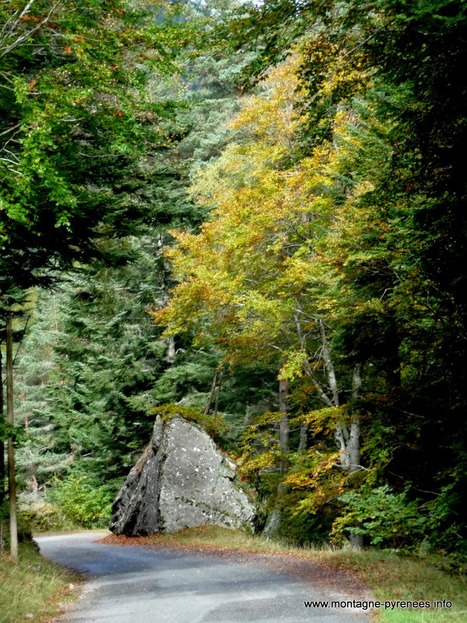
[153, 54, 370, 547]
[9, 0, 466, 555]
[0, 0, 179, 552]
[0, 0, 177, 293]
[292, 0, 467, 551]
[155, 0, 467, 551]
[12, 1, 259, 523]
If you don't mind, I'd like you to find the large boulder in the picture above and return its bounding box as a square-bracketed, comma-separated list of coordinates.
[109, 416, 255, 536]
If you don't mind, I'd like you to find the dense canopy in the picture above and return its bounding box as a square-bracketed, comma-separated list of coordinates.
[1, 0, 466, 562]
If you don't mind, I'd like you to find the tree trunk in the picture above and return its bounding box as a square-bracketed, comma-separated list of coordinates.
[348, 364, 362, 474]
[302, 319, 364, 549]
[319, 319, 339, 406]
[0, 344, 5, 508]
[298, 421, 308, 453]
[278, 378, 289, 471]
[271, 377, 290, 535]
[348, 364, 363, 551]
[166, 336, 176, 364]
[156, 233, 177, 364]
[204, 366, 224, 416]
[6, 315, 18, 561]
[317, 321, 361, 479]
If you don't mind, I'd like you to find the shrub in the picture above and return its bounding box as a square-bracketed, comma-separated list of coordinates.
[49, 474, 114, 529]
[18, 500, 71, 533]
[275, 505, 334, 546]
[331, 485, 426, 548]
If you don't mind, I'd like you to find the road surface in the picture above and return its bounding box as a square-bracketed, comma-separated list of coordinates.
[36, 533, 372, 623]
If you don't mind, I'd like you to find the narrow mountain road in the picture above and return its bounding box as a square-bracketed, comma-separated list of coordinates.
[36, 533, 372, 623]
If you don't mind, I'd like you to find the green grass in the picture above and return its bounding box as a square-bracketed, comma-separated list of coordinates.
[324, 549, 467, 623]
[139, 526, 467, 623]
[0, 541, 79, 623]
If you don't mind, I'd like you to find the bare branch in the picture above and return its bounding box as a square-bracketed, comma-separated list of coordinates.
[0, 123, 20, 138]
[0, 1, 63, 60]
[6, 0, 37, 36]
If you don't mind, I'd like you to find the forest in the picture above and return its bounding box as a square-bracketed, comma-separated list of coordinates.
[1, 0, 466, 565]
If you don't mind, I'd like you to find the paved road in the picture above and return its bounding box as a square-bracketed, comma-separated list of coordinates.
[36, 533, 371, 623]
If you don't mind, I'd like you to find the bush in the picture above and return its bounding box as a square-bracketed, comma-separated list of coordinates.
[331, 485, 426, 548]
[275, 505, 334, 546]
[18, 500, 71, 533]
[49, 474, 114, 529]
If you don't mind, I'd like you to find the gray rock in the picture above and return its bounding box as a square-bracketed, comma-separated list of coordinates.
[109, 416, 255, 536]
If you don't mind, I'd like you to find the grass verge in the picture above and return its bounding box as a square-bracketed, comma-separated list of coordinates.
[104, 526, 467, 623]
[0, 541, 80, 623]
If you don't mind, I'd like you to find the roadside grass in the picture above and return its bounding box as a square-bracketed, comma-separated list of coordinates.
[324, 549, 466, 623]
[140, 526, 467, 623]
[0, 540, 79, 623]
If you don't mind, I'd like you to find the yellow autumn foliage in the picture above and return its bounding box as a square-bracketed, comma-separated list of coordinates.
[153, 45, 375, 390]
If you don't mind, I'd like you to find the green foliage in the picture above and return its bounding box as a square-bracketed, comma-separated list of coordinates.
[152, 357, 217, 405]
[7, 0, 467, 564]
[0, 421, 25, 444]
[332, 486, 426, 548]
[10, 1, 259, 526]
[0, 0, 179, 295]
[423, 461, 467, 563]
[18, 500, 70, 534]
[49, 474, 115, 529]
[275, 503, 334, 546]
[13, 265, 163, 487]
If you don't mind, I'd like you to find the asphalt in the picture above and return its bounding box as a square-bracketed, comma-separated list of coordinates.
[36, 533, 372, 623]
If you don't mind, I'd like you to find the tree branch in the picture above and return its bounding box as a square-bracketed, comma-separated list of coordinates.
[0, 1, 63, 60]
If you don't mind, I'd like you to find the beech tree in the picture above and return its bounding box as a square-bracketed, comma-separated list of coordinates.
[153, 55, 369, 544]
[155, 0, 467, 549]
